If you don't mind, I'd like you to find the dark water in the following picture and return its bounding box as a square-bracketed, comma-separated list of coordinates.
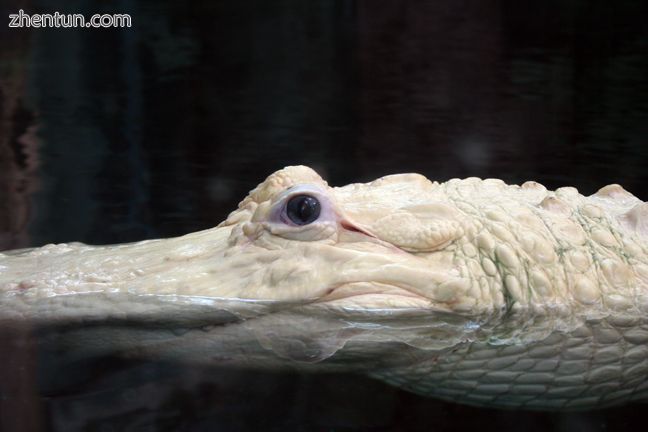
[1, 0, 648, 430]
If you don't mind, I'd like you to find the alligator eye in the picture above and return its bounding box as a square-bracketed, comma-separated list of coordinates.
[286, 195, 321, 225]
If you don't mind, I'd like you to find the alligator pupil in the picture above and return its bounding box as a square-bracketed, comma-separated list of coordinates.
[286, 195, 321, 225]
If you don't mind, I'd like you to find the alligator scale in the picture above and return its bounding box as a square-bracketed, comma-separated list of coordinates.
[1, 166, 647, 410]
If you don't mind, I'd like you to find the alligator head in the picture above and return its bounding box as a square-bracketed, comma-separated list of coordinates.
[216, 165, 474, 310]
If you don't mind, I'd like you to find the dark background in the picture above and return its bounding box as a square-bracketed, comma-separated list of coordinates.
[1, 0, 647, 430]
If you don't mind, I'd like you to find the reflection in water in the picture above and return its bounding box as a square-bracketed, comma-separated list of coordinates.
[1, 0, 648, 430]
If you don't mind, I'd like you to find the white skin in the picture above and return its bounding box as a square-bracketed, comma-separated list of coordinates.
[1, 166, 647, 409]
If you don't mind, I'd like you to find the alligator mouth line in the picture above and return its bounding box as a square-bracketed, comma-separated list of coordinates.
[314, 283, 433, 311]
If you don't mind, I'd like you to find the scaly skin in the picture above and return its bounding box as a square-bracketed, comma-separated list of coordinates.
[1, 166, 647, 410]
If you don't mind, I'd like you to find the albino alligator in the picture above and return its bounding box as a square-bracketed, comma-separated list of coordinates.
[1, 166, 647, 410]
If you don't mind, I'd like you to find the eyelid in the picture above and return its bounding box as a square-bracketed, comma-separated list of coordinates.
[275, 185, 326, 203]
